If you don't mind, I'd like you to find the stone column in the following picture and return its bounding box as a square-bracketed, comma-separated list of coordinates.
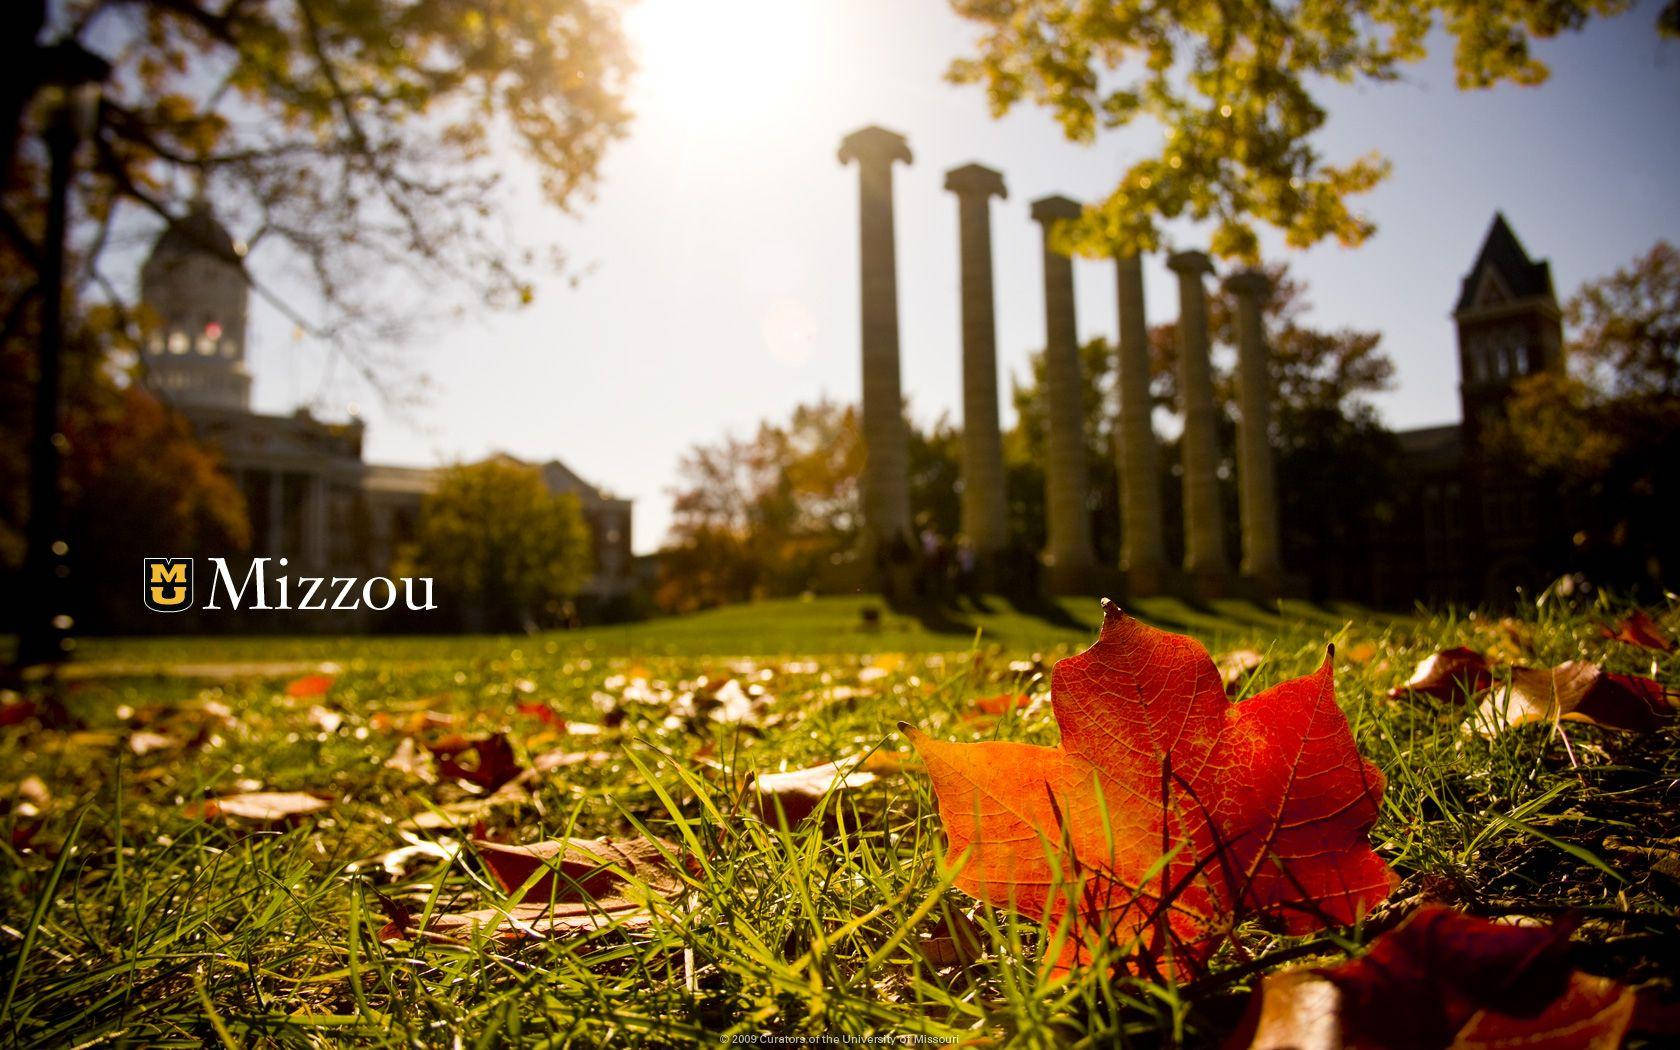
[1167, 250, 1230, 588]
[1030, 195, 1096, 584]
[267, 470, 284, 556]
[1113, 254, 1168, 592]
[944, 163, 1009, 559]
[307, 474, 330, 568]
[1226, 269, 1282, 584]
[839, 126, 913, 545]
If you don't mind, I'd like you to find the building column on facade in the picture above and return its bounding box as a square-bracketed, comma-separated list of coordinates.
[267, 470, 285, 556]
[1030, 195, 1097, 589]
[1167, 250, 1231, 593]
[1113, 253, 1168, 594]
[1225, 269, 1283, 587]
[944, 163, 1009, 566]
[838, 127, 913, 561]
[305, 474, 330, 568]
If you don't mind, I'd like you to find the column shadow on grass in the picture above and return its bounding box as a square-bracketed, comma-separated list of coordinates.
[999, 593, 1088, 632]
[883, 595, 978, 638]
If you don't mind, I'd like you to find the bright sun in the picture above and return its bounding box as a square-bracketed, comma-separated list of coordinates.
[621, 0, 819, 130]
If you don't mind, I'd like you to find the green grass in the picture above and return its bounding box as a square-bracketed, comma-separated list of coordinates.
[2, 596, 1676, 1046]
[47, 594, 1390, 666]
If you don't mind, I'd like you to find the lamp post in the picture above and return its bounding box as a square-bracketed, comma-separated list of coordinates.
[15, 60, 105, 669]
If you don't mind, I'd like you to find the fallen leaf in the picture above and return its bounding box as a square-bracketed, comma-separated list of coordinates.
[127, 730, 178, 756]
[401, 795, 518, 831]
[284, 673, 334, 699]
[526, 748, 613, 774]
[706, 679, 767, 723]
[0, 698, 37, 726]
[476, 835, 688, 901]
[1232, 905, 1640, 1050]
[391, 900, 655, 942]
[915, 909, 988, 968]
[972, 693, 1032, 716]
[308, 705, 344, 734]
[429, 733, 522, 791]
[1216, 649, 1265, 692]
[370, 709, 458, 734]
[384, 737, 437, 783]
[1342, 642, 1379, 666]
[515, 702, 568, 730]
[61, 730, 121, 750]
[1600, 609, 1675, 653]
[1602, 836, 1680, 882]
[350, 836, 461, 879]
[1470, 662, 1678, 735]
[1389, 647, 1493, 705]
[906, 601, 1395, 975]
[749, 751, 902, 825]
[383, 836, 690, 943]
[7, 776, 48, 847]
[4, 775, 51, 834]
[14, 775, 50, 808]
[193, 791, 331, 823]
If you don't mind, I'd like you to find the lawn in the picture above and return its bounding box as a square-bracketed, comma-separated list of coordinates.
[1, 595, 1676, 1046]
[37, 594, 1387, 666]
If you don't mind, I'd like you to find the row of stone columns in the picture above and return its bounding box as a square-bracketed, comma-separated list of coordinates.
[840, 125, 1282, 595]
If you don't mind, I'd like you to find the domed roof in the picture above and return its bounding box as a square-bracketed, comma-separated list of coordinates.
[148, 198, 243, 266]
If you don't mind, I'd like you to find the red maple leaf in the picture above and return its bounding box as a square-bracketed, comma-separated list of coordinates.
[906, 601, 1395, 974]
[1233, 905, 1647, 1049]
[1599, 608, 1675, 653]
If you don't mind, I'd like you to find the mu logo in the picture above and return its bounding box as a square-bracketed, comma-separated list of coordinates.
[142, 557, 194, 613]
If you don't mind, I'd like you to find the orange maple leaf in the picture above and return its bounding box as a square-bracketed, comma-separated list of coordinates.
[284, 673, 334, 699]
[906, 602, 1396, 975]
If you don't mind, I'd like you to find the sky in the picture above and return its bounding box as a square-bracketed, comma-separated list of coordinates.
[238, 0, 1680, 555]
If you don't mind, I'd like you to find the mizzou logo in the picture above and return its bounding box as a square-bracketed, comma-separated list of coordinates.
[142, 558, 194, 612]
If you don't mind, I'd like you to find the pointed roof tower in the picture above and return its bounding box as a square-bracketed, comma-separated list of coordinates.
[1454, 212, 1556, 317]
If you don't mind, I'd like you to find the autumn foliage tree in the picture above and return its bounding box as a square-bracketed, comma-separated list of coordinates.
[0, 316, 248, 631]
[3, 0, 632, 368]
[659, 400, 865, 612]
[407, 459, 592, 632]
[948, 0, 1675, 261]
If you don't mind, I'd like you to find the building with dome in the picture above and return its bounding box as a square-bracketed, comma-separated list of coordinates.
[137, 201, 635, 604]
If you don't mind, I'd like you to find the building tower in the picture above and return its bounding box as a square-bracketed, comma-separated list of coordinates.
[139, 199, 252, 411]
[1453, 213, 1565, 599]
[1454, 212, 1564, 443]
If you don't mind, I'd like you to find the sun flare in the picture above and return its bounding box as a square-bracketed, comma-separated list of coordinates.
[622, 0, 820, 129]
